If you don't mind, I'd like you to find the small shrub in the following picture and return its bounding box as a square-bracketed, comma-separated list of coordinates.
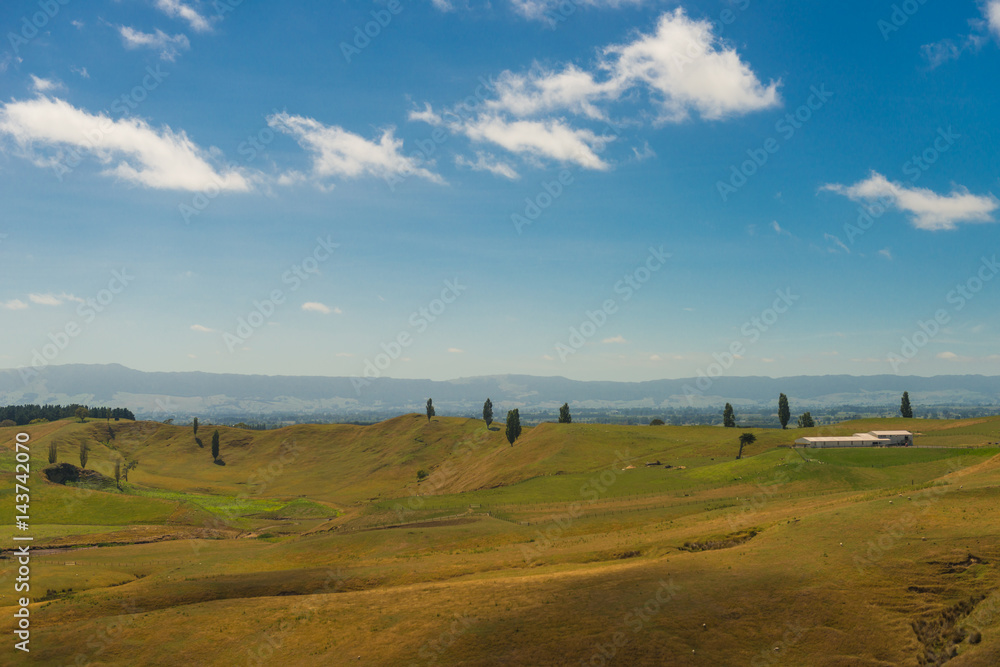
[0, 419, 15, 428]
[417, 469, 429, 481]
[650, 419, 665, 426]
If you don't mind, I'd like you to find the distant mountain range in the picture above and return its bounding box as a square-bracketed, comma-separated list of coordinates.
[1, 364, 999, 420]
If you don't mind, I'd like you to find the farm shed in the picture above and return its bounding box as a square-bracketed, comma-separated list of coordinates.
[868, 430, 914, 446]
[795, 430, 914, 448]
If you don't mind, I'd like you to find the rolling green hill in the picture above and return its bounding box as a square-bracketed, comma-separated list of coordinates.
[2, 415, 1000, 665]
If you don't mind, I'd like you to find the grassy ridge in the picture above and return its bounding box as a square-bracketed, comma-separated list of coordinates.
[2, 415, 1000, 665]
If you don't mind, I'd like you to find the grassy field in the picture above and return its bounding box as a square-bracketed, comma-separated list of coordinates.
[1, 415, 999, 665]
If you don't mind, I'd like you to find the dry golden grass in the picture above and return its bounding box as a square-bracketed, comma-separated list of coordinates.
[2, 415, 1000, 665]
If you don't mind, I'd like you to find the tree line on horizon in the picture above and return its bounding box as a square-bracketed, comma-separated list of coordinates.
[0, 404, 134, 427]
[421, 391, 917, 437]
[423, 397, 574, 447]
[715, 391, 915, 430]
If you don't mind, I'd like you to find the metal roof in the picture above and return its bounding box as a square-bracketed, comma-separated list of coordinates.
[796, 436, 888, 442]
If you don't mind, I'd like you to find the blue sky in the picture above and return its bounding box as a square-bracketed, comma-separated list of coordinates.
[1, 0, 999, 382]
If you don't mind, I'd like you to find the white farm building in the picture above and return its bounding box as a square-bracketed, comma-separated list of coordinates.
[795, 431, 913, 448]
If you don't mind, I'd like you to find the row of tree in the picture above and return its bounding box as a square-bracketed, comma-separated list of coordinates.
[46, 441, 138, 491]
[722, 391, 914, 429]
[723, 397, 814, 429]
[0, 404, 134, 426]
[423, 398, 572, 447]
[191, 417, 222, 463]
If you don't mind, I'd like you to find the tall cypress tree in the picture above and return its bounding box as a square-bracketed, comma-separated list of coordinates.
[483, 398, 493, 428]
[426, 398, 435, 422]
[901, 391, 913, 418]
[778, 394, 790, 430]
[505, 409, 521, 445]
[211, 430, 220, 462]
[723, 403, 736, 428]
[778, 394, 792, 428]
[559, 403, 571, 424]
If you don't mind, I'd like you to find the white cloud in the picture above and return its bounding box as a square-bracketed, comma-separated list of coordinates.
[302, 302, 334, 314]
[155, 0, 214, 32]
[29, 292, 83, 306]
[448, 347, 464, 354]
[269, 112, 443, 186]
[190, 324, 215, 333]
[921, 1, 1000, 67]
[30, 76, 58, 92]
[455, 151, 520, 179]
[1, 299, 28, 310]
[485, 9, 779, 123]
[71, 66, 89, 79]
[879, 248, 893, 260]
[413, 9, 777, 170]
[118, 26, 190, 61]
[408, 104, 445, 127]
[605, 9, 780, 123]
[631, 141, 655, 161]
[771, 220, 791, 236]
[71, 20, 85, 29]
[0, 96, 251, 192]
[823, 233, 850, 254]
[411, 108, 613, 169]
[460, 115, 613, 170]
[485, 65, 614, 120]
[920, 36, 982, 68]
[823, 171, 999, 231]
[936, 351, 1000, 363]
[989, 0, 1000, 37]
[602, 335, 627, 344]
